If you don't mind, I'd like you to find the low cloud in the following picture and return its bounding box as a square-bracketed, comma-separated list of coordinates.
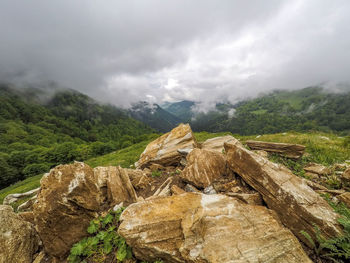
[1, 0, 350, 109]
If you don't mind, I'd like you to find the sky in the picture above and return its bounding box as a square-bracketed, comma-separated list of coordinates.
[1, 0, 350, 110]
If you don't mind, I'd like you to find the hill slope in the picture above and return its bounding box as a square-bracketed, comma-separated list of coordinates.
[0, 84, 154, 188]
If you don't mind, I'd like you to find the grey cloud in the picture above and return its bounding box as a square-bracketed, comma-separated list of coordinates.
[0, 0, 349, 109]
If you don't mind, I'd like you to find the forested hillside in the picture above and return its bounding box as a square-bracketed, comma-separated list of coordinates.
[0, 84, 154, 188]
[189, 87, 350, 135]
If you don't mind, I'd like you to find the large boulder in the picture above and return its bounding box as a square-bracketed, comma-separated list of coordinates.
[33, 162, 102, 259]
[118, 193, 312, 263]
[245, 140, 305, 159]
[201, 135, 235, 153]
[33, 162, 139, 259]
[224, 139, 342, 246]
[0, 205, 39, 263]
[135, 123, 197, 169]
[180, 148, 227, 188]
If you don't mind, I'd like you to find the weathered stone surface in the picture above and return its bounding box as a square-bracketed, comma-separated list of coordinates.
[338, 192, 350, 208]
[17, 194, 37, 212]
[246, 140, 305, 159]
[126, 169, 152, 190]
[118, 193, 312, 263]
[180, 148, 227, 188]
[0, 205, 39, 263]
[171, 185, 185, 195]
[224, 139, 342, 245]
[341, 167, 350, 187]
[226, 192, 263, 205]
[201, 135, 235, 153]
[94, 166, 138, 207]
[3, 187, 39, 205]
[135, 124, 197, 169]
[33, 162, 103, 259]
[304, 163, 331, 176]
[19, 211, 35, 225]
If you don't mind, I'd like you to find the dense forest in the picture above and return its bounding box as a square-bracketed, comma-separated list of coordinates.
[0, 84, 155, 188]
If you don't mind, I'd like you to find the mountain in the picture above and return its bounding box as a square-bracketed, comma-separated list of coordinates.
[163, 86, 350, 135]
[129, 101, 182, 132]
[0, 84, 154, 188]
[162, 100, 195, 122]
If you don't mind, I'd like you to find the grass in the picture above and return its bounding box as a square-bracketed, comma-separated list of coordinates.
[1, 130, 349, 205]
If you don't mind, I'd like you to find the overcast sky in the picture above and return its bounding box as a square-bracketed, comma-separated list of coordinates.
[1, 0, 350, 109]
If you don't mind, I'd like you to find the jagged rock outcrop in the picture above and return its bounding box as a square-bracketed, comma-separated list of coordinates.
[201, 135, 235, 153]
[0, 205, 39, 263]
[180, 148, 227, 188]
[224, 139, 342, 246]
[246, 140, 305, 159]
[135, 123, 197, 169]
[33, 162, 102, 259]
[118, 193, 312, 263]
[33, 162, 139, 259]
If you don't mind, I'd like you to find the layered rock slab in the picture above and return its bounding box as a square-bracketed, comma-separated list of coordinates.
[200, 135, 235, 153]
[135, 123, 197, 169]
[0, 205, 39, 263]
[180, 148, 227, 188]
[246, 140, 305, 159]
[224, 139, 342, 245]
[118, 193, 312, 263]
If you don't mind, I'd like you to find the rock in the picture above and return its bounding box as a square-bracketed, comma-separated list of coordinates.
[304, 163, 331, 176]
[94, 166, 138, 207]
[246, 140, 306, 159]
[33, 163, 138, 259]
[135, 124, 197, 169]
[33, 162, 103, 259]
[333, 163, 348, 171]
[252, 150, 269, 158]
[213, 180, 238, 192]
[118, 193, 312, 263]
[17, 194, 37, 212]
[126, 169, 152, 190]
[337, 192, 350, 208]
[341, 167, 350, 188]
[225, 192, 263, 206]
[171, 185, 186, 195]
[3, 187, 40, 205]
[201, 135, 235, 153]
[0, 205, 39, 263]
[19, 211, 35, 225]
[149, 163, 165, 172]
[224, 139, 342, 246]
[203, 185, 217, 195]
[184, 184, 201, 193]
[180, 148, 227, 188]
[305, 172, 320, 180]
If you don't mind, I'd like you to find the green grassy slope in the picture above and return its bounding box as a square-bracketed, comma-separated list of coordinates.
[1, 131, 349, 204]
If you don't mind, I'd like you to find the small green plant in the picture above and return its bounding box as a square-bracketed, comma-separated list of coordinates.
[151, 170, 162, 178]
[300, 195, 350, 262]
[68, 208, 132, 263]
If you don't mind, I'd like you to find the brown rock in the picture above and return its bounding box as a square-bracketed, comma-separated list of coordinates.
[33, 162, 102, 259]
[19, 211, 35, 225]
[341, 167, 350, 188]
[171, 185, 186, 195]
[304, 163, 331, 176]
[252, 149, 269, 158]
[224, 139, 342, 246]
[201, 135, 235, 153]
[135, 124, 197, 169]
[126, 169, 151, 190]
[118, 193, 312, 263]
[0, 205, 39, 263]
[180, 148, 227, 188]
[338, 192, 350, 208]
[94, 166, 138, 207]
[3, 187, 39, 205]
[246, 140, 306, 159]
[226, 192, 263, 205]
